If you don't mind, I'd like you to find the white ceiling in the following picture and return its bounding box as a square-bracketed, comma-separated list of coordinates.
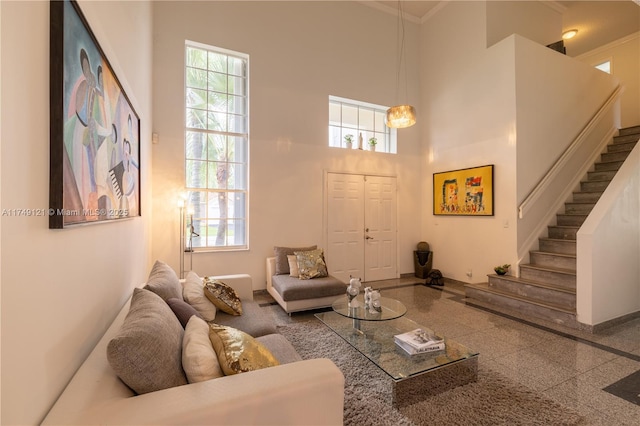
[374, 0, 442, 20]
[560, 1, 640, 56]
[370, 0, 640, 56]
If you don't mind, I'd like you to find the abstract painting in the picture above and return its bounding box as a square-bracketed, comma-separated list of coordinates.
[433, 165, 494, 216]
[49, 0, 140, 228]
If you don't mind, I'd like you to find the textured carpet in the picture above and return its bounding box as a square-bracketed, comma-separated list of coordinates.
[278, 319, 586, 426]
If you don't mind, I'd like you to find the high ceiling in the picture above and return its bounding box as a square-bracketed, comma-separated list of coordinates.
[375, 0, 441, 20]
[371, 1, 640, 57]
[560, 1, 640, 56]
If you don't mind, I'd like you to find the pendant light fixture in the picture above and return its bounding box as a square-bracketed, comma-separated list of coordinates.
[386, 0, 416, 129]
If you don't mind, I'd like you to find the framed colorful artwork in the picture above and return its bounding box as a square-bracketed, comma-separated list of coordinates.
[433, 165, 494, 216]
[49, 0, 140, 228]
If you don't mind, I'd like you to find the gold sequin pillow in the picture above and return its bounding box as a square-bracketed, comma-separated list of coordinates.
[203, 278, 243, 316]
[295, 248, 329, 280]
[208, 324, 280, 375]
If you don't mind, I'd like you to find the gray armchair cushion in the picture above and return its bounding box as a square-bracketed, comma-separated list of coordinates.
[271, 274, 346, 302]
[107, 288, 187, 394]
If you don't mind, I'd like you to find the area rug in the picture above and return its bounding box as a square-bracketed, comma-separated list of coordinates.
[278, 319, 586, 426]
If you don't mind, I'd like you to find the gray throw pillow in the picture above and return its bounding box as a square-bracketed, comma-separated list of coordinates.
[144, 260, 183, 301]
[167, 297, 203, 328]
[273, 245, 316, 275]
[107, 288, 187, 394]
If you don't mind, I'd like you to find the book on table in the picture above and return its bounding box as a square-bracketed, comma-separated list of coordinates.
[394, 338, 445, 355]
[394, 328, 444, 355]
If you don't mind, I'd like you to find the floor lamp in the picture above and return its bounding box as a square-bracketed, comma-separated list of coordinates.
[178, 200, 185, 278]
[187, 211, 199, 272]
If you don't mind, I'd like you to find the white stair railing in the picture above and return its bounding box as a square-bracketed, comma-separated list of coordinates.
[518, 85, 623, 219]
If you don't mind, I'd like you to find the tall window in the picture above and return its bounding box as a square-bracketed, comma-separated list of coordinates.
[329, 96, 397, 154]
[185, 41, 249, 250]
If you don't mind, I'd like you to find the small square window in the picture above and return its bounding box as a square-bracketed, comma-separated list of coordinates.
[328, 96, 396, 154]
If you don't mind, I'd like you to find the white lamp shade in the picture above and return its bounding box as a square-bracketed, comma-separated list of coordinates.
[386, 105, 416, 128]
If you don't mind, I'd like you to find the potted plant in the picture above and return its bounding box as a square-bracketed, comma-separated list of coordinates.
[368, 137, 377, 152]
[494, 264, 510, 275]
[344, 134, 354, 149]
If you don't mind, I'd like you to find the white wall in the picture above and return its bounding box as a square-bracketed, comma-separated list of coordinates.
[0, 1, 153, 424]
[514, 35, 619, 256]
[515, 37, 618, 202]
[419, 2, 624, 284]
[419, 1, 518, 283]
[0, 0, 4, 418]
[486, 0, 562, 48]
[577, 143, 640, 325]
[576, 32, 640, 128]
[151, 1, 422, 287]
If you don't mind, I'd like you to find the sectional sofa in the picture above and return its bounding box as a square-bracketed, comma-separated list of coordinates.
[42, 261, 344, 425]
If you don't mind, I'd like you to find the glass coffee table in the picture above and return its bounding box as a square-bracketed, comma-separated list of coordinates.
[316, 295, 479, 407]
[331, 294, 407, 332]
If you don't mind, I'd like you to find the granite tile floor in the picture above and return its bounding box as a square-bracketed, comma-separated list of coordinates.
[255, 278, 640, 426]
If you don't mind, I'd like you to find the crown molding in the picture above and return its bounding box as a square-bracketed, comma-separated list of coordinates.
[575, 31, 639, 60]
[421, 1, 448, 25]
[357, 1, 422, 25]
[543, 1, 567, 14]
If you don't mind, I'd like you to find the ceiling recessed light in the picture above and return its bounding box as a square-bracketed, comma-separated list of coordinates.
[562, 29, 578, 40]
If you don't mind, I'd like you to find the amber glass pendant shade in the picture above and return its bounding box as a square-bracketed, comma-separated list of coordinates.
[386, 105, 416, 128]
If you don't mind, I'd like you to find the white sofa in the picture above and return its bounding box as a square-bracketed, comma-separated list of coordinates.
[42, 273, 344, 425]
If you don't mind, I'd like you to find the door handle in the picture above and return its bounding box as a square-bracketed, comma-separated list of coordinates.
[365, 235, 373, 240]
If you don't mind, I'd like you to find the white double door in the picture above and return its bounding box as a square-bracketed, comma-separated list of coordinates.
[325, 172, 397, 283]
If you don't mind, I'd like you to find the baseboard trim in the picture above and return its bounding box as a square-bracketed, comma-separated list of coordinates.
[400, 272, 417, 279]
[589, 310, 640, 333]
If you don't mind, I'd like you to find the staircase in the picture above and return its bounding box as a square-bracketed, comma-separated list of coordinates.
[465, 125, 640, 329]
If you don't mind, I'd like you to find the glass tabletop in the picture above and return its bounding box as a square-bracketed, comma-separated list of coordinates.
[315, 311, 479, 382]
[332, 295, 407, 321]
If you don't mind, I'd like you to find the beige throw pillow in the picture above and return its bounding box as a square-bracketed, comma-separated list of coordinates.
[182, 316, 224, 383]
[183, 271, 217, 321]
[287, 254, 299, 277]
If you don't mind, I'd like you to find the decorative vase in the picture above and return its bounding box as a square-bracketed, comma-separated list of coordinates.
[369, 290, 381, 313]
[363, 286, 372, 309]
[347, 276, 362, 307]
[370, 144, 376, 152]
[345, 141, 353, 149]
